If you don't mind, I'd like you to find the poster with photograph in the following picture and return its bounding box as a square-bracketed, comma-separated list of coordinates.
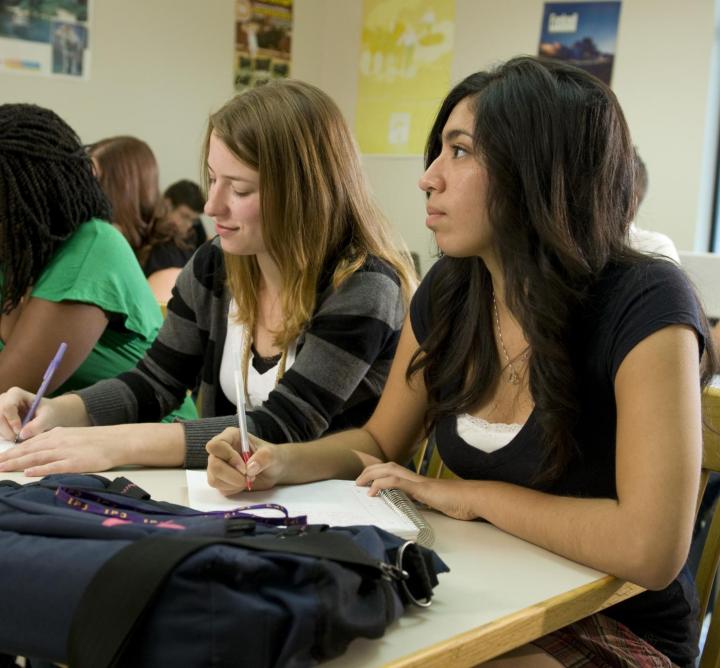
[356, 0, 455, 155]
[538, 2, 621, 85]
[234, 0, 292, 92]
[0, 0, 90, 78]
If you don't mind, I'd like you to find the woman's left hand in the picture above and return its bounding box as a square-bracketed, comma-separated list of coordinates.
[355, 461, 480, 521]
[0, 425, 134, 476]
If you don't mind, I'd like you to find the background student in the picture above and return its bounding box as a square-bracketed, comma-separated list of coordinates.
[88, 135, 194, 303]
[88, 135, 163, 256]
[0, 80, 415, 473]
[0, 104, 195, 425]
[163, 179, 207, 250]
[205, 58, 713, 667]
[142, 179, 207, 303]
[629, 148, 680, 263]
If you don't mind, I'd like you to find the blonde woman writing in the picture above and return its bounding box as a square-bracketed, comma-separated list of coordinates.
[0, 80, 415, 473]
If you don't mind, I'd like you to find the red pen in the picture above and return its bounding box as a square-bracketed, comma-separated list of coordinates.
[233, 369, 253, 491]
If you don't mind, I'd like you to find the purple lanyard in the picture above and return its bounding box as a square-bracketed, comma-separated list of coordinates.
[55, 486, 308, 529]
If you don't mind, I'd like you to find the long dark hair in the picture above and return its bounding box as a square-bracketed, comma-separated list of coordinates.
[0, 103, 111, 313]
[409, 56, 714, 481]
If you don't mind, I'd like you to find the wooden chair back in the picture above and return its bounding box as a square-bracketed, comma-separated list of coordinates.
[699, 386, 720, 668]
[412, 436, 457, 480]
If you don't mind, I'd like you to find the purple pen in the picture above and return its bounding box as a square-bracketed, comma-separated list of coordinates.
[15, 341, 67, 443]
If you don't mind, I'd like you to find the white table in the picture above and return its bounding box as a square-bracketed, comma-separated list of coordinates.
[1, 468, 641, 667]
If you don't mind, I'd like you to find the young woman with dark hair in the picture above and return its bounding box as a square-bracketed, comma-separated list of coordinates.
[205, 57, 713, 667]
[0, 104, 194, 414]
[0, 80, 415, 473]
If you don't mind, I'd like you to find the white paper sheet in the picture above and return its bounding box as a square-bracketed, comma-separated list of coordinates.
[185, 471, 419, 540]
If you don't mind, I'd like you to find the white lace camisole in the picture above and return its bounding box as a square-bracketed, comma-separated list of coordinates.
[455, 414, 522, 453]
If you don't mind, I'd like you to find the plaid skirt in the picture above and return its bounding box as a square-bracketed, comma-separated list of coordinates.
[531, 613, 677, 667]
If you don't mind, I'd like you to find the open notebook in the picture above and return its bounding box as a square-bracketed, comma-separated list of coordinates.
[186, 471, 434, 547]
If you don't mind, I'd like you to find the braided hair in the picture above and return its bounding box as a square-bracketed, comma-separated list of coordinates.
[0, 103, 111, 313]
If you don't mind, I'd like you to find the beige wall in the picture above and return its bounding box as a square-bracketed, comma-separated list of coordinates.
[294, 0, 718, 273]
[1, 0, 716, 273]
[0, 0, 235, 188]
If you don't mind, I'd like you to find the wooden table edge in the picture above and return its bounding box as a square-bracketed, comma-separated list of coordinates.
[382, 576, 644, 668]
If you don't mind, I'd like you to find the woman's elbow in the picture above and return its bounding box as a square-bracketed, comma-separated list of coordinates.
[634, 563, 683, 591]
[624, 532, 691, 590]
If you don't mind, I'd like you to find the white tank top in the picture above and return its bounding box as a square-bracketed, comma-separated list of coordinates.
[455, 414, 522, 453]
[219, 300, 297, 409]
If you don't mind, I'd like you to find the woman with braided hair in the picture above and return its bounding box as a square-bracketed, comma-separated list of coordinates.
[0, 103, 196, 422]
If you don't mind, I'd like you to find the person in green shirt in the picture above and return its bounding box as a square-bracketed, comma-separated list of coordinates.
[0, 103, 196, 421]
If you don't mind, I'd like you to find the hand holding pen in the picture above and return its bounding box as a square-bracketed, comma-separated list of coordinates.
[233, 369, 253, 491]
[15, 341, 67, 443]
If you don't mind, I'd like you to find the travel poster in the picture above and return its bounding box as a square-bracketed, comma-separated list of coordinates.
[234, 0, 292, 92]
[356, 0, 455, 155]
[538, 2, 621, 85]
[0, 0, 90, 78]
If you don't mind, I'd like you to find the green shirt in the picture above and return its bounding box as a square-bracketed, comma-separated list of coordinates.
[2, 219, 197, 421]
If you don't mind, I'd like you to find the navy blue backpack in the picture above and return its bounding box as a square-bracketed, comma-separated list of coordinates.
[0, 474, 447, 668]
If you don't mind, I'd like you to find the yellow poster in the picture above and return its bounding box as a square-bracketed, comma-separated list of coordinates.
[356, 0, 455, 155]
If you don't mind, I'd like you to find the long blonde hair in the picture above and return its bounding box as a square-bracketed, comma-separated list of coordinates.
[203, 79, 415, 348]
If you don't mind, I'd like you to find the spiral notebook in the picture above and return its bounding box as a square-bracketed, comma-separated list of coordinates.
[185, 471, 434, 547]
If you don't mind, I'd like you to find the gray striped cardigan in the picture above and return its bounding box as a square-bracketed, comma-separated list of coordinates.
[77, 239, 407, 467]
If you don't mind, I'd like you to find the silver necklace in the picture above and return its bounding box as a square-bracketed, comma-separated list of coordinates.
[492, 292, 528, 385]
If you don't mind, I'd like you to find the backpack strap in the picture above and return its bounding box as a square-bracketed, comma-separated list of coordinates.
[105, 476, 151, 499]
[67, 530, 409, 668]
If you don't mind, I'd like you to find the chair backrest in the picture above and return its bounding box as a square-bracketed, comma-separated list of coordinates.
[412, 436, 456, 480]
[678, 251, 720, 319]
[699, 386, 720, 668]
